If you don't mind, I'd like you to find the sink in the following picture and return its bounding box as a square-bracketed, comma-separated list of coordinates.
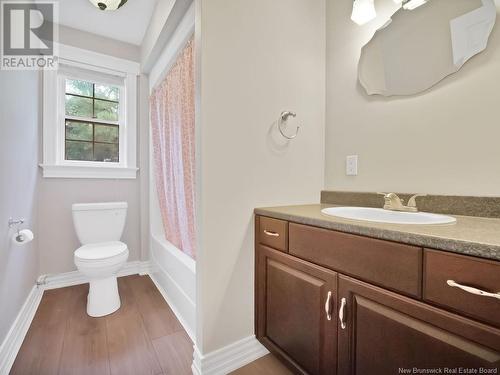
[321, 207, 457, 225]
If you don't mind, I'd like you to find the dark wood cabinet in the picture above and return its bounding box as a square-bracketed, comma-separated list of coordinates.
[255, 215, 500, 375]
[337, 275, 500, 375]
[256, 245, 337, 375]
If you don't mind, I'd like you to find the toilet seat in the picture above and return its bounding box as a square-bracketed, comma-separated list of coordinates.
[75, 241, 128, 262]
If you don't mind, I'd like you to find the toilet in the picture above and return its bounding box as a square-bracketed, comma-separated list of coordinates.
[72, 202, 129, 317]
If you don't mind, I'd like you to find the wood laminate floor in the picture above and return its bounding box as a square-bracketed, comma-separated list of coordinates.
[11, 275, 293, 375]
[11, 275, 193, 375]
[230, 354, 292, 375]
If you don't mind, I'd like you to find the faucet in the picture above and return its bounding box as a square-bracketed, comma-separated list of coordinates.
[378, 193, 426, 212]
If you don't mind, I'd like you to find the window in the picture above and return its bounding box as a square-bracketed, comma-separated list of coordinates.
[41, 45, 139, 179]
[64, 79, 120, 163]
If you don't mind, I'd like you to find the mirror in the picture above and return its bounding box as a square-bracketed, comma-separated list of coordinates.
[358, 0, 497, 96]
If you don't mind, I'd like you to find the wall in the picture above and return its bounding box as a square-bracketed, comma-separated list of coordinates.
[141, 0, 193, 71]
[196, 0, 325, 353]
[325, 0, 500, 196]
[38, 179, 142, 274]
[57, 24, 140, 62]
[0, 71, 40, 344]
[141, 0, 176, 65]
[37, 28, 149, 275]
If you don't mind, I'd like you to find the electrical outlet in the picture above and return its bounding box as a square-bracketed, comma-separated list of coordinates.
[346, 155, 358, 176]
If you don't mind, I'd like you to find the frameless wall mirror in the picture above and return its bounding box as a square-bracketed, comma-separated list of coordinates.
[358, 0, 497, 96]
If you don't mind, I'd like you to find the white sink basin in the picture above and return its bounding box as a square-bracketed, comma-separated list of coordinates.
[321, 207, 457, 225]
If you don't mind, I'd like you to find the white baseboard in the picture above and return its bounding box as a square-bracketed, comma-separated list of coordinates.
[192, 335, 269, 375]
[0, 285, 44, 375]
[40, 260, 152, 290]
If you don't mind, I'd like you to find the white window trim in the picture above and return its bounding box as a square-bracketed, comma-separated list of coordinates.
[40, 44, 140, 179]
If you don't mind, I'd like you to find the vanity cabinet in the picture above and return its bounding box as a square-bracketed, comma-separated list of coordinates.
[255, 215, 500, 375]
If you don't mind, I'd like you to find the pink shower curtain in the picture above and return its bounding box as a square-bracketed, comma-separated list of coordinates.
[150, 39, 196, 259]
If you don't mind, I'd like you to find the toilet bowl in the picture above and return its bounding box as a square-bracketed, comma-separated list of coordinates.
[74, 241, 129, 317]
[72, 202, 129, 317]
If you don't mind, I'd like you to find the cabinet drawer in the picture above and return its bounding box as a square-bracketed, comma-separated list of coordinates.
[258, 216, 288, 252]
[289, 223, 422, 298]
[424, 249, 500, 327]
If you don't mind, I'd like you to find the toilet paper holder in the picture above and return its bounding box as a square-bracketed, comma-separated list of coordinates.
[8, 217, 25, 237]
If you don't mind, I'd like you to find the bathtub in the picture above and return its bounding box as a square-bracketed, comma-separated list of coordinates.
[149, 233, 196, 341]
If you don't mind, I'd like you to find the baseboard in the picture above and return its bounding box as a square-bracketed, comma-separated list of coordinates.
[40, 260, 152, 290]
[0, 285, 44, 375]
[192, 335, 269, 375]
[149, 264, 196, 342]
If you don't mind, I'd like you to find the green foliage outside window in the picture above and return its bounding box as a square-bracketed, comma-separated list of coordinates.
[64, 79, 120, 163]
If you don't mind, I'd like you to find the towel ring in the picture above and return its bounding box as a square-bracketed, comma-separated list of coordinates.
[278, 111, 300, 140]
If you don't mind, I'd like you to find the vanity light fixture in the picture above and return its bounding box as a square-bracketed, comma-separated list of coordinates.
[393, 0, 428, 10]
[351, 0, 377, 25]
[88, 0, 128, 11]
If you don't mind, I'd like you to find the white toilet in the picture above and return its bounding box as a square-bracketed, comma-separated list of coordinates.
[72, 202, 129, 317]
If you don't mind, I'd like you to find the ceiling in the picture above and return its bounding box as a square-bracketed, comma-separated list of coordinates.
[57, 0, 158, 45]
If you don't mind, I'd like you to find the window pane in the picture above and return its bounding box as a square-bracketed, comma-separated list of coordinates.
[94, 99, 118, 121]
[66, 79, 93, 97]
[66, 121, 93, 141]
[66, 95, 93, 118]
[94, 143, 119, 162]
[66, 141, 93, 161]
[94, 124, 119, 143]
[95, 84, 119, 101]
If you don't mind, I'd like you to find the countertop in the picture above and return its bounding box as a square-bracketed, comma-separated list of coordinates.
[254, 204, 500, 261]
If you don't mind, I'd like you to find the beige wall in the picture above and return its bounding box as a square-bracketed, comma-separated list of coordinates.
[37, 30, 149, 275]
[325, 0, 500, 196]
[0, 71, 40, 343]
[196, 0, 325, 353]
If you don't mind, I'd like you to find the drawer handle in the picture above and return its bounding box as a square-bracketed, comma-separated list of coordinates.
[339, 297, 347, 329]
[447, 280, 500, 301]
[263, 230, 280, 237]
[324, 291, 332, 321]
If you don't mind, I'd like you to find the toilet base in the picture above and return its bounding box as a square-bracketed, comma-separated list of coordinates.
[87, 276, 121, 317]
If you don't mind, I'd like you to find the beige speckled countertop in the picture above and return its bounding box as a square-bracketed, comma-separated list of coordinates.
[255, 204, 500, 261]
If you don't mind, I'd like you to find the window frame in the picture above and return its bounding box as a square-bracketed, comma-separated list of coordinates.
[41, 44, 139, 179]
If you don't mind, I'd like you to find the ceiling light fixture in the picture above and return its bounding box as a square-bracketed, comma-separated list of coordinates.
[403, 0, 427, 10]
[351, 0, 377, 25]
[393, 0, 428, 10]
[88, 0, 128, 11]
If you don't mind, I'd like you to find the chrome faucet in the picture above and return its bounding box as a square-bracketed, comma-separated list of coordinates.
[378, 193, 426, 212]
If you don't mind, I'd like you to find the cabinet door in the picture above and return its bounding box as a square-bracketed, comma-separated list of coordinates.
[338, 275, 500, 375]
[256, 245, 337, 375]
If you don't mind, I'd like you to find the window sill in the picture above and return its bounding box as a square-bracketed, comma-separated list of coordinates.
[39, 164, 138, 179]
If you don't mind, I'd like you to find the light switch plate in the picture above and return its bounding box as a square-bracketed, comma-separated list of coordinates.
[346, 155, 358, 176]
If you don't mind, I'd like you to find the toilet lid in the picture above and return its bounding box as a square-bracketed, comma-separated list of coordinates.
[75, 241, 128, 261]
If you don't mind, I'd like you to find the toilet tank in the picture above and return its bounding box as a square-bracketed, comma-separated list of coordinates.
[72, 202, 128, 245]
